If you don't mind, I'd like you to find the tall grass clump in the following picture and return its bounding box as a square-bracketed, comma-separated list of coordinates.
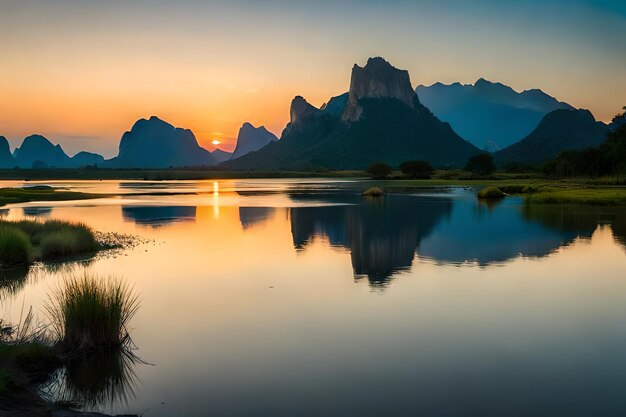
[47, 274, 140, 351]
[0, 226, 33, 267]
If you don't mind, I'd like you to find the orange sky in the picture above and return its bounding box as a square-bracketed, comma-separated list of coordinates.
[1, 1, 624, 157]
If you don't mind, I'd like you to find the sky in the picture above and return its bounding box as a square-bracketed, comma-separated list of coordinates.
[1, 0, 625, 157]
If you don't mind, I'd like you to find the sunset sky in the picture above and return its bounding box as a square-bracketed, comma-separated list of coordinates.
[1, 0, 625, 157]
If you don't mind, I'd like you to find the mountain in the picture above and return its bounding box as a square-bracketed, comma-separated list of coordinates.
[229, 122, 278, 160]
[211, 148, 232, 163]
[70, 151, 105, 168]
[224, 57, 480, 170]
[494, 109, 609, 165]
[13, 135, 71, 168]
[107, 116, 216, 168]
[416, 79, 574, 149]
[320, 93, 348, 117]
[610, 110, 626, 132]
[0, 136, 15, 168]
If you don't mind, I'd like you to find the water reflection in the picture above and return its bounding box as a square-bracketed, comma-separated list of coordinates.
[122, 206, 197, 227]
[290, 194, 453, 287]
[0, 267, 30, 300]
[45, 347, 142, 410]
[239, 207, 275, 229]
[22, 206, 53, 217]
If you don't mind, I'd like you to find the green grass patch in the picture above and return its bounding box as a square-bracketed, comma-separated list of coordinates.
[0, 219, 98, 267]
[0, 187, 101, 208]
[525, 187, 626, 205]
[47, 274, 140, 351]
[0, 226, 33, 267]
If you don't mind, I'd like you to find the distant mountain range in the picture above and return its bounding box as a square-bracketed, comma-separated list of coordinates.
[495, 109, 609, 166]
[0, 59, 618, 170]
[416, 79, 574, 150]
[224, 57, 480, 170]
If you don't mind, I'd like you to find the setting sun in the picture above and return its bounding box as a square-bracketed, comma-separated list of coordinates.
[211, 140, 221, 145]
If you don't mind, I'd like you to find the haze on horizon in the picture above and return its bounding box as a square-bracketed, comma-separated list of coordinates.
[1, 0, 624, 157]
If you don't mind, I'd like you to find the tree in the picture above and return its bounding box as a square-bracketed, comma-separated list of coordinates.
[464, 153, 496, 175]
[366, 162, 392, 179]
[399, 160, 434, 179]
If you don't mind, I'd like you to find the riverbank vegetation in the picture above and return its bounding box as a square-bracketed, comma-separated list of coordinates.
[0, 187, 102, 208]
[0, 220, 99, 267]
[0, 274, 140, 415]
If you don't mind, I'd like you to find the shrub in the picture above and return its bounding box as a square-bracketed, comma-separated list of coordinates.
[366, 162, 392, 179]
[47, 274, 140, 350]
[477, 186, 506, 199]
[362, 187, 384, 197]
[465, 154, 496, 175]
[0, 226, 33, 267]
[399, 160, 434, 179]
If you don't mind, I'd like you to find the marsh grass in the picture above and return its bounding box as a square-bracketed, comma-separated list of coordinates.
[476, 186, 506, 199]
[0, 219, 98, 267]
[46, 274, 140, 351]
[0, 226, 33, 266]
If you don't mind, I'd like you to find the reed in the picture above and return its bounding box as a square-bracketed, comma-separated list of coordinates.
[46, 274, 140, 351]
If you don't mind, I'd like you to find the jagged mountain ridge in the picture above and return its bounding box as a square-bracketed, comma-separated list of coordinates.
[224, 57, 481, 170]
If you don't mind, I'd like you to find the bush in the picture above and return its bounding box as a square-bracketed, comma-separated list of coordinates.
[465, 154, 496, 175]
[0, 226, 32, 267]
[477, 186, 506, 199]
[366, 162, 392, 179]
[47, 274, 140, 350]
[399, 160, 434, 179]
[362, 187, 384, 197]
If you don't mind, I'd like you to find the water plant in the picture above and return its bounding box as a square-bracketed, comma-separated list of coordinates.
[46, 274, 140, 351]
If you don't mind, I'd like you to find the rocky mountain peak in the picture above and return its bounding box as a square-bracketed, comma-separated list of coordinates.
[290, 96, 321, 129]
[343, 57, 417, 122]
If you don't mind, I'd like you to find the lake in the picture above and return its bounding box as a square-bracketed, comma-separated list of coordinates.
[2, 179, 626, 417]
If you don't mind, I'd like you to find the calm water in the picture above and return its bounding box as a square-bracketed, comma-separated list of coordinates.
[2, 179, 626, 416]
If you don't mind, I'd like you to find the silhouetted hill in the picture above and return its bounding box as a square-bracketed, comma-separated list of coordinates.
[225, 58, 480, 170]
[211, 149, 232, 163]
[70, 151, 105, 167]
[416, 79, 574, 149]
[107, 116, 216, 168]
[495, 109, 608, 165]
[0, 136, 15, 168]
[13, 135, 71, 168]
[229, 122, 277, 160]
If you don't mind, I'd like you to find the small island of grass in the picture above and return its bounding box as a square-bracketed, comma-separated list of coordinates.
[0, 219, 100, 267]
[0, 187, 102, 208]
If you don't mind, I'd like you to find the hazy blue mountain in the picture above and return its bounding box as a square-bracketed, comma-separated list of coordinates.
[13, 134, 71, 168]
[108, 116, 216, 168]
[229, 122, 278, 160]
[224, 57, 480, 170]
[71, 151, 105, 167]
[416, 79, 574, 149]
[0, 136, 15, 168]
[211, 149, 232, 163]
[495, 109, 608, 165]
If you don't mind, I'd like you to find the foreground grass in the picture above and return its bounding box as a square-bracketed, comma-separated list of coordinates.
[0, 187, 102, 208]
[0, 219, 99, 267]
[47, 274, 140, 350]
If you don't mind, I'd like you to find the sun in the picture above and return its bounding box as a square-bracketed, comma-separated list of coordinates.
[211, 139, 221, 145]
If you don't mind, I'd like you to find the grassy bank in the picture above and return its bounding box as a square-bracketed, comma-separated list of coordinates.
[0, 187, 102, 208]
[0, 219, 99, 267]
